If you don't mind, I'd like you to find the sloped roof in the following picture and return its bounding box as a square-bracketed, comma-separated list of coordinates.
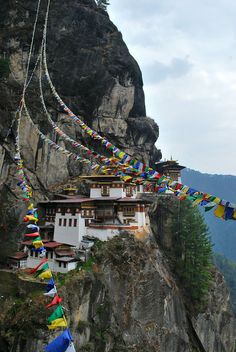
[8, 252, 28, 260]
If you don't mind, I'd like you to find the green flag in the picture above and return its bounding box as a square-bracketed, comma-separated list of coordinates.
[34, 263, 49, 277]
[47, 305, 64, 324]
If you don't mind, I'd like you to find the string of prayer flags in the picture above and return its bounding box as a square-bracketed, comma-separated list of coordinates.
[45, 329, 73, 352]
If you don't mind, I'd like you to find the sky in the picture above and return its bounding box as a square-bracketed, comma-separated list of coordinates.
[108, 0, 236, 176]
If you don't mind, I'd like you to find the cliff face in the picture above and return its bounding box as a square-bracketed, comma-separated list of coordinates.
[0, 231, 235, 352]
[0, 0, 161, 257]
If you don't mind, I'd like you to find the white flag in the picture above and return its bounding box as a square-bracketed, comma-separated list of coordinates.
[43, 287, 57, 297]
[65, 342, 76, 352]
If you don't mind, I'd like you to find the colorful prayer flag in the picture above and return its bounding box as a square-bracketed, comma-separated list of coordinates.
[47, 305, 64, 324]
[47, 316, 68, 330]
[46, 294, 63, 308]
[45, 329, 73, 352]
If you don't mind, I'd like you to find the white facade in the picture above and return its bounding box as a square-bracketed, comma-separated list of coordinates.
[54, 260, 77, 273]
[54, 213, 81, 246]
[26, 248, 77, 273]
[90, 183, 137, 199]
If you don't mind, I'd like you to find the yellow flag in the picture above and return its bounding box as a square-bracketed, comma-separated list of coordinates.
[214, 205, 225, 218]
[123, 176, 133, 182]
[233, 210, 236, 220]
[28, 203, 34, 210]
[47, 316, 68, 330]
[214, 197, 221, 204]
[192, 198, 203, 207]
[33, 240, 44, 249]
[38, 269, 52, 280]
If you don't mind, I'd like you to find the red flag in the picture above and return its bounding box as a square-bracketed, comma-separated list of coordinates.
[24, 232, 40, 237]
[46, 294, 63, 308]
[30, 258, 48, 274]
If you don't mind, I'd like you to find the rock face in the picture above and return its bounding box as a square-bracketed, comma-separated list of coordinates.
[0, 232, 235, 352]
[0, 0, 161, 257]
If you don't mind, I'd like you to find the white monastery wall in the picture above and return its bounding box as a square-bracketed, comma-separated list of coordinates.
[54, 213, 81, 246]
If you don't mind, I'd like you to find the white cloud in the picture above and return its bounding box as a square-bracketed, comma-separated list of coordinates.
[108, 0, 236, 175]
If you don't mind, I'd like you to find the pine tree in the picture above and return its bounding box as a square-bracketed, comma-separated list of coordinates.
[171, 200, 213, 306]
[96, 0, 110, 11]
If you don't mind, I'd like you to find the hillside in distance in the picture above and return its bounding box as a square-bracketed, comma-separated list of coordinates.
[182, 168, 236, 262]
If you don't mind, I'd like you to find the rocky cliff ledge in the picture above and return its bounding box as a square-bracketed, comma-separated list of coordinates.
[0, 0, 161, 258]
[0, 227, 235, 352]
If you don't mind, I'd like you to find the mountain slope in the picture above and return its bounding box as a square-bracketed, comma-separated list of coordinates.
[182, 168, 236, 261]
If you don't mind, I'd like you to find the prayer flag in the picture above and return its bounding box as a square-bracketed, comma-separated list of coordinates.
[46, 278, 55, 292]
[203, 202, 216, 212]
[47, 305, 64, 324]
[47, 316, 68, 330]
[33, 239, 44, 249]
[30, 258, 48, 274]
[44, 287, 57, 298]
[214, 205, 225, 218]
[38, 269, 52, 280]
[24, 232, 40, 237]
[34, 263, 49, 277]
[46, 294, 63, 308]
[65, 343, 76, 352]
[45, 329, 73, 352]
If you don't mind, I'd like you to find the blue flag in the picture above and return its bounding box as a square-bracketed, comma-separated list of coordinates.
[46, 278, 55, 292]
[45, 329, 73, 352]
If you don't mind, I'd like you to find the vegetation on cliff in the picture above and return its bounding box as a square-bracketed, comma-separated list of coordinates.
[171, 201, 213, 308]
[214, 253, 236, 316]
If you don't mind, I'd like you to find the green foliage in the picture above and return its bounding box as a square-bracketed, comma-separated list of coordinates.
[96, 0, 110, 11]
[171, 200, 213, 306]
[0, 57, 10, 78]
[214, 253, 236, 316]
[77, 256, 95, 272]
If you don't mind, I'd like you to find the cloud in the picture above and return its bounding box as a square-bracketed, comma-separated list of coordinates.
[142, 57, 193, 83]
[108, 0, 236, 175]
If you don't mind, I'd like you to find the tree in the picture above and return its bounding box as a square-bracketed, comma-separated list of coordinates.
[96, 0, 110, 11]
[171, 200, 213, 306]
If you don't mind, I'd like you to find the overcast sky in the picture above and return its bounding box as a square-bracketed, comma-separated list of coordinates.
[108, 0, 236, 176]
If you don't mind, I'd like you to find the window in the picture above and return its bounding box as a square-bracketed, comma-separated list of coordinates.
[50, 252, 53, 259]
[59, 262, 62, 267]
[69, 219, 72, 227]
[123, 207, 135, 217]
[63, 262, 66, 268]
[30, 250, 33, 257]
[46, 252, 49, 259]
[63, 219, 67, 226]
[61, 208, 65, 215]
[35, 251, 38, 258]
[59, 218, 62, 226]
[85, 219, 90, 226]
[101, 185, 110, 196]
[126, 186, 133, 197]
[74, 219, 77, 227]
[71, 209, 76, 216]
